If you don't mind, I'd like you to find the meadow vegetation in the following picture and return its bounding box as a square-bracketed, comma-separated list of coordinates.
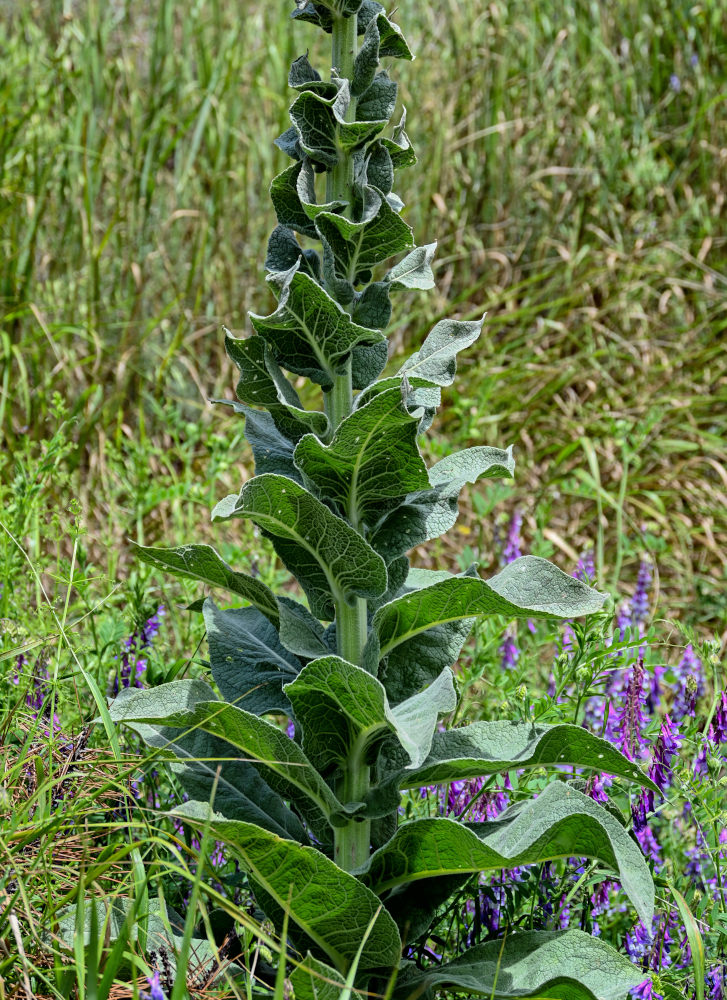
[1, 1, 726, 998]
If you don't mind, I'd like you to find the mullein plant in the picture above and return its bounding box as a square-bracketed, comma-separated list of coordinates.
[108, 3, 663, 996]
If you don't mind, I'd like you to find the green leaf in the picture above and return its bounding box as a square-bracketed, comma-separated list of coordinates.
[289, 81, 388, 168]
[350, 340, 389, 390]
[171, 800, 402, 974]
[364, 142, 394, 195]
[108, 681, 349, 833]
[284, 656, 455, 776]
[131, 541, 279, 625]
[387, 243, 437, 290]
[289, 54, 322, 90]
[271, 162, 318, 238]
[400, 720, 659, 793]
[351, 16, 379, 98]
[368, 557, 604, 698]
[203, 599, 302, 716]
[289, 954, 351, 1000]
[375, 11, 414, 60]
[428, 444, 515, 486]
[394, 929, 644, 1000]
[315, 194, 413, 284]
[356, 72, 397, 122]
[211, 474, 388, 619]
[399, 316, 482, 386]
[360, 782, 654, 927]
[250, 262, 385, 389]
[381, 109, 416, 168]
[297, 159, 348, 224]
[669, 885, 704, 1000]
[218, 400, 302, 481]
[278, 595, 331, 659]
[266, 225, 322, 281]
[352, 282, 392, 329]
[225, 332, 329, 439]
[293, 386, 429, 528]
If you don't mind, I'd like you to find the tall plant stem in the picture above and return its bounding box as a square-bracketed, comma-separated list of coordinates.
[325, 10, 371, 872]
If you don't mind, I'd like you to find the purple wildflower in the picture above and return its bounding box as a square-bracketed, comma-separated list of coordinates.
[636, 826, 663, 869]
[501, 510, 523, 565]
[499, 627, 519, 671]
[631, 980, 662, 1000]
[694, 729, 713, 779]
[631, 559, 652, 627]
[650, 715, 681, 793]
[669, 74, 681, 92]
[574, 549, 595, 583]
[672, 645, 704, 721]
[286, 718, 296, 739]
[707, 965, 725, 1000]
[110, 606, 165, 695]
[616, 658, 649, 761]
[143, 971, 166, 1000]
[714, 693, 727, 744]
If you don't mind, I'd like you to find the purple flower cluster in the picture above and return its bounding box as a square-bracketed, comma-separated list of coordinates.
[110, 606, 165, 695]
[11, 653, 60, 730]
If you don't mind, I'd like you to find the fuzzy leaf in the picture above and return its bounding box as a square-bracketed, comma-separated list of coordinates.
[351, 16, 379, 97]
[399, 316, 482, 386]
[250, 263, 384, 389]
[315, 195, 414, 284]
[277, 595, 331, 659]
[172, 800, 401, 973]
[370, 446, 515, 562]
[296, 160, 348, 223]
[212, 474, 388, 619]
[369, 559, 605, 700]
[352, 282, 392, 329]
[289, 54, 322, 90]
[266, 225, 322, 281]
[293, 386, 429, 527]
[225, 332, 329, 439]
[108, 681, 350, 832]
[357, 71, 397, 122]
[350, 340, 389, 390]
[364, 142, 395, 194]
[218, 401, 302, 481]
[360, 782, 653, 927]
[131, 542, 279, 625]
[271, 162, 318, 238]
[375, 11, 413, 60]
[381, 109, 416, 168]
[387, 243, 437, 290]
[400, 720, 659, 793]
[289, 954, 353, 1000]
[394, 929, 644, 1000]
[284, 657, 455, 776]
[289, 81, 388, 168]
[203, 600, 302, 716]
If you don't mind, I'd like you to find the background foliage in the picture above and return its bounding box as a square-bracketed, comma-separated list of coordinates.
[1, 0, 726, 997]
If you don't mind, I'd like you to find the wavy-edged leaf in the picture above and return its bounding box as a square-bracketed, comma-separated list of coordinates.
[217, 400, 302, 481]
[394, 929, 644, 1000]
[375, 11, 414, 60]
[381, 109, 416, 168]
[108, 681, 350, 833]
[131, 542, 279, 625]
[171, 800, 402, 974]
[399, 720, 659, 793]
[364, 142, 394, 195]
[212, 474, 387, 619]
[203, 599, 302, 716]
[225, 332, 329, 439]
[266, 224, 322, 281]
[429, 444, 516, 487]
[250, 263, 384, 389]
[352, 282, 392, 329]
[294, 386, 429, 527]
[374, 557, 605, 661]
[289, 953, 353, 1000]
[315, 194, 413, 285]
[351, 15, 379, 97]
[399, 316, 482, 386]
[387, 243, 437, 290]
[289, 80, 388, 169]
[277, 595, 331, 659]
[284, 656, 455, 776]
[288, 54, 322, 90]
[357, 71, 397, 122]
[360, 782, 654, 927]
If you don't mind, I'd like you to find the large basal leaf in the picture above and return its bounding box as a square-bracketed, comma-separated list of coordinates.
[211, 474, 388, 620]
[315, 192, 413, 284]
[131, 542, 279, 625]
[171, 800, 402, 974]
[401, 720, 659, 794]
[107, 681, 350, 833]
[359, 781, 654, 928]
[398, 317, 482, 386]
[283, 656, 455, 777]
[370, 445, 514, 563]
[203, 600, 302, 716]
[134, 721, 308, 842]
[250, 262, 385, 389]
[394, 929, 644, 1000]
[369, 557, 605, 700]
[293, 385, 429, 527]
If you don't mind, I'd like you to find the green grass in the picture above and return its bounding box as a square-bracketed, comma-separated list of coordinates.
[1, 0, 726, 995]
